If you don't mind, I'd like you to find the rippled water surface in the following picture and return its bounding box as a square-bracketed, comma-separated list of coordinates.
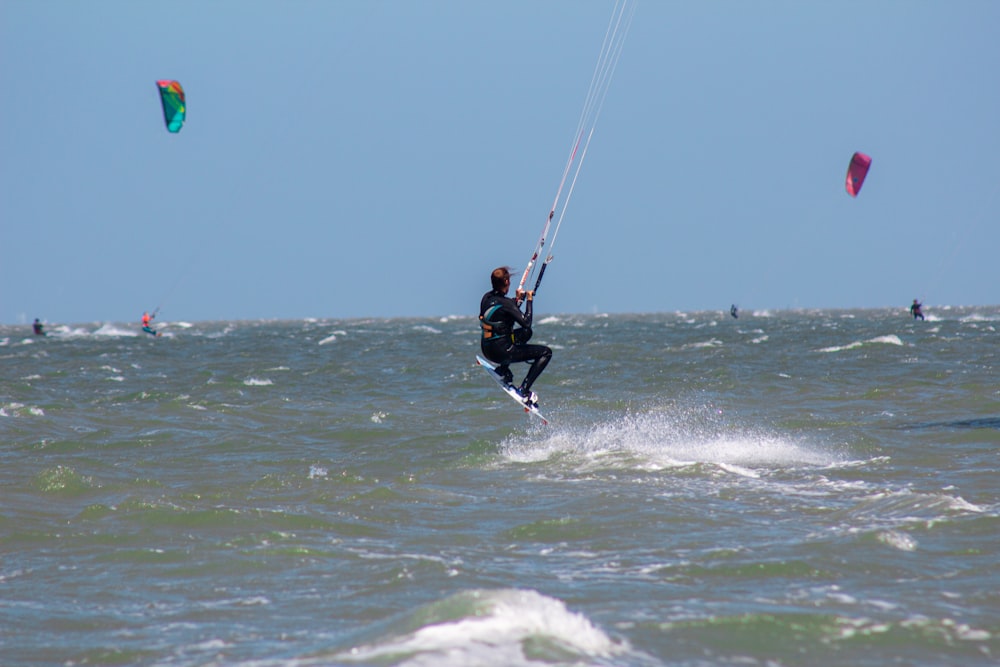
[2, 307, 998, 666]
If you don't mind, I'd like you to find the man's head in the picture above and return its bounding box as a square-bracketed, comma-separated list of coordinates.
[491, 266, 512, 292]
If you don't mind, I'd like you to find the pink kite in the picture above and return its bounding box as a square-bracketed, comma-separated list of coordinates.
[845, 152, 872, 197]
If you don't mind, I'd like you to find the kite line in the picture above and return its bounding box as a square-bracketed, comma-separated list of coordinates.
[517, 0, 637, 298]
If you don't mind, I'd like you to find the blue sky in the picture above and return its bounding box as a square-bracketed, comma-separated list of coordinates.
[2, 1, 997, 325]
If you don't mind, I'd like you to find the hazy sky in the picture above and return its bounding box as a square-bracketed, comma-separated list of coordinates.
[3, 1, 997, 325]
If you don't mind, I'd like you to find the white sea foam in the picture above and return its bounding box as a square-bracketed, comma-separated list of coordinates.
[34, 324, 96, 338]
[832, 489, 989, 540]
[876, 530, 918, 551]
[502, 407, 837, 470]
[1, 402, 45, 418]
[961, 312, 1000, 322]
[717, 462, 760, 478]
[93, 323, 140, 337]
[857, 490, 987, 518]
[335, 589, 623, 667]
[817, 334, 904, 353]
[319, 329, 348, 345]
[684, 338, 723, 350]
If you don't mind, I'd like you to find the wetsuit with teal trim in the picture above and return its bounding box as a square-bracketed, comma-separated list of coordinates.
[479, 289, 552, 393]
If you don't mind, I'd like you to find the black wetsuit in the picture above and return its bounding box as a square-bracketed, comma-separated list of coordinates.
[479, 289, 552, 392]
[910, 302, 924, 320]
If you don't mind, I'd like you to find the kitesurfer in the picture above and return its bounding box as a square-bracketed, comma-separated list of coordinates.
[479, 266, 552, 406]
[33, 318, 46, 336]
[910, 299, 924, 321]
[730, 305, 738, 319]
[142, 311, 158, 336]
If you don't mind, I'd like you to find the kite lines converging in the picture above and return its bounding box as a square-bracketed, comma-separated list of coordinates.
[517, 0, 637, 297]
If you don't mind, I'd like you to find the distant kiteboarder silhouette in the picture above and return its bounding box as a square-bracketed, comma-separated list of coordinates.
[142, 311, 161, 337]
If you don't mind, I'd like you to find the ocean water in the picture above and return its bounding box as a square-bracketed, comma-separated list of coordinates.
[1, 307, 998, 667]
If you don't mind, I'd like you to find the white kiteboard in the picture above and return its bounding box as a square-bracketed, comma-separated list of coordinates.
[475, 355, 548, 425]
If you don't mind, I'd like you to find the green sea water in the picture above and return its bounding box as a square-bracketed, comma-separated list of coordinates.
[1, 307, 997, 666]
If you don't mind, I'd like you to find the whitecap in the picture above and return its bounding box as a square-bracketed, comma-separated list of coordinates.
[836, 489, 987, 533]
[717, 462, 760, 478]
[876, 530, 918, 551]
[817, 341, 864, 353]
[335, 588, 624, 666]
[93, 323, 139, 337]
[961, 312, 1000, 322]
[683, 338, 723, 350]
[868, 334, 904, 346]
[1, 402, 45, 418]
[817, 334, 904, 353]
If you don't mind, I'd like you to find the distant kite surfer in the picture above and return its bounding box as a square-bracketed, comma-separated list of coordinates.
[910, 299, 924, 321]
[479, 266, 552, 407]
[33, 318, 46, 336]
[730, 304, 738, 319]
[142, 311, 158, 336]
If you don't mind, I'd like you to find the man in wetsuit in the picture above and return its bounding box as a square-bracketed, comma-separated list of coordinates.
[910, 299, 924, 321]
[479, 266, 552, 406]
[33, 318, 46, 335]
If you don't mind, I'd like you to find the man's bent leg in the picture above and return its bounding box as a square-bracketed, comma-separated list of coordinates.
[509, 344, 552, 392]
